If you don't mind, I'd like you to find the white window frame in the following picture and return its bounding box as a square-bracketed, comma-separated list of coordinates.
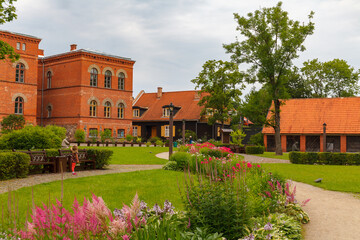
[133, 126, 138, 137]
[22, 43, 26, 51]
[133, 109, 139, 117]
[16, 42, 20, 50]
[164, 125, 170, 137]
[163, 108, 170, 117]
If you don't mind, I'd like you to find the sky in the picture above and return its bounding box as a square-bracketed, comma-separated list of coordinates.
[2, 0, 360, 96]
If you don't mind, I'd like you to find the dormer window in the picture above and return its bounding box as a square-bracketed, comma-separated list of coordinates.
[133, 109, 139, 117]
[163, 108, 170, 117]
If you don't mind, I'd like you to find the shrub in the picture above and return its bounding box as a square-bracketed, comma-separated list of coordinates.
[74, 129, 86, 143]
[45, 125, 67, 140]
[126, 134, 133, 142]
[0, 152, 30, 180]
[346, 153, 360, 165]
[162, 161, 178, 171]
[331, 153, 347, 165]
[291, 152, 358, 165]
[248, 132, 264, 146]
[146, 141, 152, 147]
[245, 146, 265, 154]
[156, 139, 164, 147]
[100, 129, 112, 143]
[169, 152, 191, 170]
[136, 137, 142, 143]
[89, 129, 98, 141]
[185, 130, 197, 143]
[230, 129, 246, 146]
[149, 137, 161, 143]
[306, 152, 318, 164]
[318, 152, 331, 164]
[289, 152, 301, 164]
[178, 145, 190, 152]
[0, 126, 62, 150]
[87, 149, 113, 169]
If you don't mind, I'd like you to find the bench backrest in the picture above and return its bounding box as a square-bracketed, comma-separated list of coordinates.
[13, 149, 49, 162]
[59, 149, 88, 160]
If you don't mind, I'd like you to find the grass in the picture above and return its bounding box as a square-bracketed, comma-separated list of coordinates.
[252, 152, 290, 160]
[85, 146, 169, 165]
[0, 169, 186, 226]
[261, 163, 360, 193]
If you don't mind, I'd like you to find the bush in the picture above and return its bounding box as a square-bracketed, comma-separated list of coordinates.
[0, 152, 30, 180]
[45, 125, 67, 140]
[248, 132, 264, 146]
[289, 151, 301, 164]
[245, 146, 265, 154]
[290, 152, 360, 165]
[169, 152, 191, 170]
[100, 129, 112, 143]
[318, 152, 332, 164]
[1, 114, 25, 134]
[162, 161, 178, 171]
[331, 153, 347, 165]
[230, 129, 246, 146]
[156, 139, 164, 147]
[74, 129, 86, 143]
[149, 137, 161, 143]
[346, 153, 360, 165]
[185, 130, 197, 143]
[126, 134, 133, 142]
[178, 145, 190, 152]
[146, 141, 152, 147]
[86, 149, 113, 169]
[0, 126, 62, 150]
[306, 152, 318, 164]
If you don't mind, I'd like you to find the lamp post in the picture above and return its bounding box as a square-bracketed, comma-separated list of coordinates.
[163, 103, 175, 158]
[323, 123, 327, 152]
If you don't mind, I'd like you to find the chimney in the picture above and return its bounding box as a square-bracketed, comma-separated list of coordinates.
[157, 87, 162, 98]
[194, 91, 200, 100]
[70, 44, 77, 51]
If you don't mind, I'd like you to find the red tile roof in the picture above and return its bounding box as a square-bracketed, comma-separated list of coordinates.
[133, 90, 205, 121]
[262, 97, 360, 134]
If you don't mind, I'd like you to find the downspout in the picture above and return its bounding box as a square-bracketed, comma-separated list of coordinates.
[40, 57, 44, 126]
[195, 120, 198, 139]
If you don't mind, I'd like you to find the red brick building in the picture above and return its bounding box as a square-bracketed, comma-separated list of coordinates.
[0, 30, 135, 139]
[262, 97, 360, 153]
[0, 30, 42, 125]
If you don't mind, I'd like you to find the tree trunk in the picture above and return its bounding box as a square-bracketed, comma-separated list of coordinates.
[274, 99, 283, 155]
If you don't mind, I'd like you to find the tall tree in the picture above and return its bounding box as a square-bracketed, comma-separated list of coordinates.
[0, 0, 19, 62]
[192, 60, 244, 141]
[224, 2, 315, 155]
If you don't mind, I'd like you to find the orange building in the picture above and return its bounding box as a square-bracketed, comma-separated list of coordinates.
[262, 97, 360, 153]
[38, 44, 135, 139]
[0, 30, 42, 125]
[0, 30, 135, 139]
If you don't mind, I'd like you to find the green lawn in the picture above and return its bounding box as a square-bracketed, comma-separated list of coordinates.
[261, 163, 360, 193]
[0, 169, 185, 225]
[86, 146, 169, 165]
[253, 152, 290, 160]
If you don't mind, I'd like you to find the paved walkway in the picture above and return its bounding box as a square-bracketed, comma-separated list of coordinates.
[0, 165, 162, 194]
[239, 153, 290, 163]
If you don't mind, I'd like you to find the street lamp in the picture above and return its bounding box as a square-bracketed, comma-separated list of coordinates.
[323, 123, 327, 152]
[163, 102, 174, 158]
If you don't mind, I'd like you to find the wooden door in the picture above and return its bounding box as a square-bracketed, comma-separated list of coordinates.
[151, 127, 157, 137]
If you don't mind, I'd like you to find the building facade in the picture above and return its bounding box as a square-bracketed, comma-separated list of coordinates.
[0, 30, 135, 139]
[262, 97, 360, 153]
[0, 30, 42, 125]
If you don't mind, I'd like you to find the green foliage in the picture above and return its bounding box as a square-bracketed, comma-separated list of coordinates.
[289, 152, 301, 164]
[290, 151, 360, 165]
[149, 137, 161, 143]
[1, 114, 25, 134]
[178, 145, 190, 152]
[169, 152, 191, 170]
[136, 137, 142, 143]
[230, 129, 246, 146]
[100, 129, 112, 143]
[162, 161, 178, 171]
[191, 60, 244, 128]
[245, 146, 265, 154]
[86, 149, 113, 169]
[146, 141, 152, 147]
[126, 134, 133, 142]
[346, 153, 360, 165]
[0, 126, 62, 150]
[249, 132, 264, 146]
[89, 129, 98, 141]
[0, 152, 30, 180]
[185, 130, 197, 142]
[45, 125, 67, 140]
[74, 129, 85, 143]
[156, 139, 164, 147]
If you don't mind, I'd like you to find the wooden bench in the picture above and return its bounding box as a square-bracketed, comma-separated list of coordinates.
[58, 149, 96, 171]
[13, 149, 56, 173]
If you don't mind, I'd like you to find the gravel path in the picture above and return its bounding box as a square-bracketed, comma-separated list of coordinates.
[0, 165, 163, 194]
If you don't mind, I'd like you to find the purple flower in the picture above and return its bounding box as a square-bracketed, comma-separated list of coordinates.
[264, 222, 273, 231]
[266, 233, 272, 239]
[140, 201, 148, 211]
[152, 203, 163, 216]
[113, 208, 124, 220]
[163, 200, 175, 215]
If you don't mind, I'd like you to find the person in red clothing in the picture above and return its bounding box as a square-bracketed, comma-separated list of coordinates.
[71, 145, 80, 175]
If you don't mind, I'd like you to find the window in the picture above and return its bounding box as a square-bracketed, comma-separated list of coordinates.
[118, 103, 125, 119]
[47, 71, 52, 88]
[22, 43, 26, 51]
[104, 70, 112, 88]
[164, 125, 170, 137]
[118, 72, 125, 90]
[47, 105, 52, 118]
[117, 129, 125, 138]
[133, 109, 139, 117]
[16, 42, 20, 50]
[90, 68, 98, 87]
[89, 128, 98, 138]
[14, 97, 24, 114]
[15, 63, 25, 83]
[133, 126, 138, 137]
[90, 100, 97, 117]
[104, 101, 111, 118]
[163, 108, 170, 117]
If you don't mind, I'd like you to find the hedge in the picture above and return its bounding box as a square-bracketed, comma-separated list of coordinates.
[86, 149, 113, 169]
[169, 152, 192, 170]
[0, 152, 30, 180]
[245, 146, 265, 154]
[289, 151, 360, 165]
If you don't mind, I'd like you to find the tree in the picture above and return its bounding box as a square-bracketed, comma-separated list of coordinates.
[1, 114, 25, 133]
[284, 66, 312, 98]
[191, 60, 244, 141]
[75, 129, 86, 143]
[224, 2, 315, 155]
[0, 0, 19, 62]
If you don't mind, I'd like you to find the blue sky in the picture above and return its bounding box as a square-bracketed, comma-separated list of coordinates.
[3, 0, 360, 96]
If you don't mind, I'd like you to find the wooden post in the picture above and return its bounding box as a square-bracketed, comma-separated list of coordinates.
[300, 135, 306, 152]
[169, 103, 174, 158]
[323, 123, 327, 152]
[281, 135, 287, 153]
[263, 135, 268, 151]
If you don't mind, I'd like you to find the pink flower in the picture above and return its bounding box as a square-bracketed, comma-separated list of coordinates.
[247, 162, 252, 168]
[257, 164, 261, 168]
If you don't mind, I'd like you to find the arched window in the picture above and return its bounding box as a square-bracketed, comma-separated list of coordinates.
[117, 103, 125, 118]
[47, 105, 52, 118]
[47, 71, 52, 88]
[104, 101, 111, 118]
[15, 97, 24, 114]
[104, 70, 112, 88]
[118, 72, 125, 90]
[15, 63, 25, 83]
[90, 100, 97, 117]
[90, 68, 98, 87]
